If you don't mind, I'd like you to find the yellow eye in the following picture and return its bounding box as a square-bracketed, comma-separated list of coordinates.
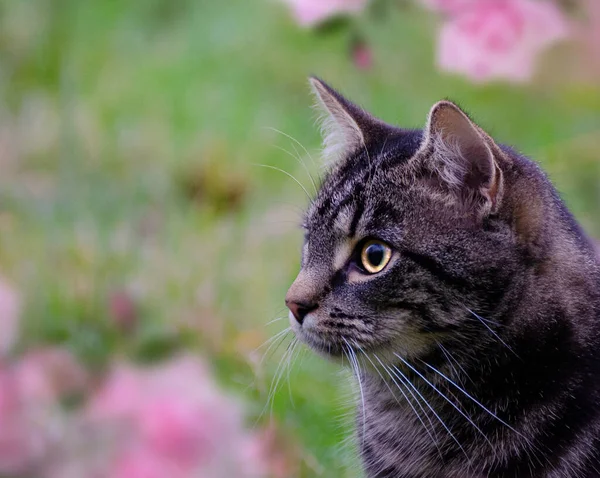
[360, 240, 392, 274]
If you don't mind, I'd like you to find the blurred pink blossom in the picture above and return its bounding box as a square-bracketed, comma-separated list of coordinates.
[352, 41, 373, 70]
[419, 0, 476, 15]
[16, 348, 88, 403]
[0, 366, 49, 475]
[87, 364, 145, 419]
[110, 448, 186, 478]
[584, 0, 600, 67]
[87, 355, 268, 477]
[108, 290, 138, 333]
[436, 0, 569, 82]
[0, 277, 20, 356]
[281, 0, 370, 27]
[0, 350, 274, 478]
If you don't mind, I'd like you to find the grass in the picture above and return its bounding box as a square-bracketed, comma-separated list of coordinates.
[0, 0, 599, 476]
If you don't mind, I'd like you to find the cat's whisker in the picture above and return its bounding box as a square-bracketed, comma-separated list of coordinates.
[419, 359, 531, 444]
[272, 144, 318, 196]
[368, 352, 444, 461]
[265, 338, 297, 419]
[251, 163, 313, 200]
[264, 126, 319, 171]
[394, 354, 498, 460]
[388, 361, 472, 466]
[286, 338, 301, 408]
[437, 341, 472, 387]
[246, 327, 288, 397]
[342, 337, 366, 445]
[383, 357, 445, 440]
[297, 342, 308, 369]
[265, 316, 286, 327]
[466, 308, 519, 358]
[375, 355, 441, 445]
[473, 314, 503, 327]
[253, 333, 293, 428]
[256, 327, 291, 367]
[290, 142, 319, 195]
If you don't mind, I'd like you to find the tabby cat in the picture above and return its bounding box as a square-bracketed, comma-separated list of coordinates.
[285, 78, 600, 477]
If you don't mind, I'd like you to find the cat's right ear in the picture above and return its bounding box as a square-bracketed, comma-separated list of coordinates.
[309, 77, 396, 164]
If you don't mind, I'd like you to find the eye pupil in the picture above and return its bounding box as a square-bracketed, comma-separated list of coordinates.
[360, 240, 391, 274]
[366, 244, 384, 266]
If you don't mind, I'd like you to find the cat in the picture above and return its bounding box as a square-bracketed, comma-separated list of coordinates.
[285, 77, 600, 477]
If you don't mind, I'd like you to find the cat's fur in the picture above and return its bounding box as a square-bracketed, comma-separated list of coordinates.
[285, 78, 600, 477]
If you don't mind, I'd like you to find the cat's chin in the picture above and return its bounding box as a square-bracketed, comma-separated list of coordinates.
[294, 330, 346, 360]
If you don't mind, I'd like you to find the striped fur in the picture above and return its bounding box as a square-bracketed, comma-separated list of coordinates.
[286, 79, 600, 477]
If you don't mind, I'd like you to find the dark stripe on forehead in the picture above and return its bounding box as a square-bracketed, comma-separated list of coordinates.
[316, 194, 332, 218]
[319, 168, 369, 222]
[349, 188, 365, 237]
[311, 131, 423, 229]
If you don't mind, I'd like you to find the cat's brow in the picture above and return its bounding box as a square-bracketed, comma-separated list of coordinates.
[333, 239, 354, 270]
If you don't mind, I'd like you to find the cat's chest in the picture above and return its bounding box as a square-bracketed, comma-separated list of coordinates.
[357, 381, 479, 478]
[358, 382, 443, 477]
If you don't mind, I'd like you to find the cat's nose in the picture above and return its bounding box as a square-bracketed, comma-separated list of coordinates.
[286, 299, 317, 325]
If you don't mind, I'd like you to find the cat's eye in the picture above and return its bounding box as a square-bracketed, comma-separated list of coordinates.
[360, 240, 392, 274]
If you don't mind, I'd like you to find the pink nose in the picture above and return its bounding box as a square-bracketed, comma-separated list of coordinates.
[285, 299, 317, 324]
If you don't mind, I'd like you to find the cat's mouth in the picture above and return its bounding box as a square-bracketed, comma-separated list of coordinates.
[289, 309, 415, 361]
[296, 329, 347, 358]
[293, 322, 390, 361]
[290, 321, 344, 359]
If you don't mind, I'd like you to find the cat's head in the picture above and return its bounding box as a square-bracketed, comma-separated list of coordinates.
[286, 78, 547, 362]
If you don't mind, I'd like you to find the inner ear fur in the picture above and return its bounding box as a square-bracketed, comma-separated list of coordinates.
[309, 77, 400, 164]
[419, 100, 505, 216]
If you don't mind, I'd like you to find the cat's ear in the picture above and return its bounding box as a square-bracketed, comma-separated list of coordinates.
[309, 77, 396, 163]
[419, 100, 504, 216]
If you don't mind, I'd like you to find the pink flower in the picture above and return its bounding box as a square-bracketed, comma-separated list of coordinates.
[351, 41, 373, 70]
[87, 365, 145, 420]
[419, 0, 477, 15]
[136, 397, 217, 465]
[281, 0, 370, 27]
[88, 356, 268, 477]
[110, 448, 186, 478]
[0, 277, 20, 357]
[583, 0, 600, 69]
[0, 366, 48, 475]
[108, 290, 138, 333]
[436, 0, 569, 83]
[16, 348, 88, 403]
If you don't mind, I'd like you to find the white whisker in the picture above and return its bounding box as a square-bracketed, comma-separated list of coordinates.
[265, 316, 286, 327]
[467, 308, 519, 358]
[437, 341, 473, 387]
[389, 361, 472, 465]
[342, 337, 366, 445]
[394, 354, 497, 457]
[419, 359, 529, 443]
[265, 338, 297, 418]
[272, 144, 318, 196]
[264, 126, 319, 171]
[251, 163, 312, 200]
[368, 352, 443, 461]
[255, 327, 291, 364]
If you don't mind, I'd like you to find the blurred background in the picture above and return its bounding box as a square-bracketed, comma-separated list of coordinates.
[0, 0, 598, 476]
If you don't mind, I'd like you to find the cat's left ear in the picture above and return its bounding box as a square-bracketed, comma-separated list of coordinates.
[418, 100, 504, 216]
[309, 77, 398, 164]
